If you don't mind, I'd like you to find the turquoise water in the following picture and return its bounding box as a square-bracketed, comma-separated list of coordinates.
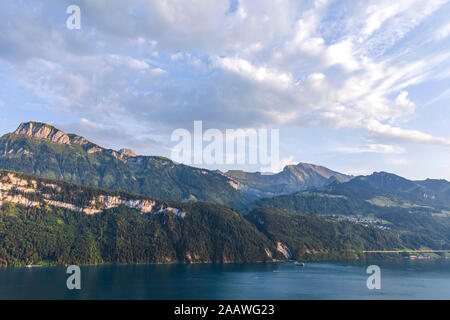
[0, 261, 449, 299]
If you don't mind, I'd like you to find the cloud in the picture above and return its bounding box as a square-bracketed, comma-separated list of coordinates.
[365, 119, 450, 146]
[59, 118, 168, 154]
[213, 57, 293, 88]
[393, 91, 415, 120]
[335, 144, 406, 155]
[108, 55, 150, 70]
[0, 0, 449, 153]
[275, 156, 296, 173]
[435, 22, 450, 40]
[424, 87, 450, 107]
[385, 157, 410, 165]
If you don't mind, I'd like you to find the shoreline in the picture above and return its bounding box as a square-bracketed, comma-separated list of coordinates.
[1, 254, 448, 269]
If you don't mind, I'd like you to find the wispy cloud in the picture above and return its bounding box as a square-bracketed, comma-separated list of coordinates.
[435, 22, 450, 40]
[335, 144, 406, 155]
[0, 0, 449, 173]
[365, 119, 450, 146]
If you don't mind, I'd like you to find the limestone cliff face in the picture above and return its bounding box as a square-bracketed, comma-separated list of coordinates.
[119, 148, 137, 157]
[14, 122, 71, 145]
[0, 170, 186, 218]
[12, 122, 138, 159]
[71, 135, 89, 145]
[14, 121, 94, 147]
[0, 121, 247, 207]
[108, 149, 138, 160]
[276, 242, 291, 259]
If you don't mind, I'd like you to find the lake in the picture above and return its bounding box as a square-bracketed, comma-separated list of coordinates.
[0, 260, 449, 299]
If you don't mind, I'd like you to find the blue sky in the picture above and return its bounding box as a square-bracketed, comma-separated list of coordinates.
[0, 0, 449, 179]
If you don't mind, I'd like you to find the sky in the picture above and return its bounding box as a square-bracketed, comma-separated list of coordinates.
[0, 0, 449, 180]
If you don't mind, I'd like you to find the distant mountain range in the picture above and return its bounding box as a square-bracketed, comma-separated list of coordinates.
[0, 122, 353, 207]
[327, 171, 450, 209]
[225, 163, 352, 200]
[0, 169, 400, 266]
[0, 121, 449, 266]
[251, 171, 450, 213]
[248, 171, 450, 252]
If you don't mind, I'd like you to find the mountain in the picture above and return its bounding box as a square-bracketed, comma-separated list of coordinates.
[326, 172, 450, 210]
[0, 122, 246, 208]
[252, 171, 450, 213]
[0, 122, 354, 207]
[247, 172, 450, 250]
[0, 169, 406, 266]
[247, 190, 377, 216]
[225, 162, 352, 200]
[1, 122, 448, 266]
[415, 178, 450, 205]
[245, 207, 404, 261]
[0, 169, 277, 266]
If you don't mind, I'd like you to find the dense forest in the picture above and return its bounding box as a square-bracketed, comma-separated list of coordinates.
[246, 186, 450, 251]
[0, 131, 246, 207]
[245, 207, 404, 261]
[2, 200, 423, 267]
[0, 201, 277, 266]
[245, 207, 450, 261]
[1, 170, 435, 266]
[0, 128, 449, 266]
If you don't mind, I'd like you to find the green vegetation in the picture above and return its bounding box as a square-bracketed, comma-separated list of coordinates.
[0, 133, 246, 208]
[0, 201, 275, 267]
[247, 190, 377, 216]
[245, 207, 405, 261]
[2, 170, 441, 266]
[246, 174, 450, 252]
[0, 126, 449, 266]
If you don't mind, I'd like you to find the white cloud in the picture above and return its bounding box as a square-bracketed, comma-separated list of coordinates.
[213, 57, 293, 88]
[385, 158, 409, 165]
[362, 3, 403, 37]
[60, 118, 167, 154]
[365, 119, 450, 146]
[336, 144, 406, 155]
[80, 118, 104, 130]
[424, 87, 450, 107]
[107, 55, 150, 70]
[275, 156, 296, 173]
[0, 0, 449, 153]
[435, 22, 450, 40]
[170, 52, 184, 61]
[393, 91, 415, 120]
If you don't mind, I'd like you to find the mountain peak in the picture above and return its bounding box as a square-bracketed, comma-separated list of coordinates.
[369, 171, 406, 180]
[14, 121, 71, 145]
[12, 121, 100, 150]
[10, 121, 142, 158]
[119, 148, 137, 157]
[283, 162, 352, 182]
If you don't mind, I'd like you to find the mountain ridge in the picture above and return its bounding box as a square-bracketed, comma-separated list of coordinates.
[13, 121, 139, 160]
[0, 122, 247, 207]
[0, 121, 354, 206]
[225, 162, 353, 200]
[0, 169, 412, 266]
[1, 122, 449, 265]
[326, 171, 450, 209]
